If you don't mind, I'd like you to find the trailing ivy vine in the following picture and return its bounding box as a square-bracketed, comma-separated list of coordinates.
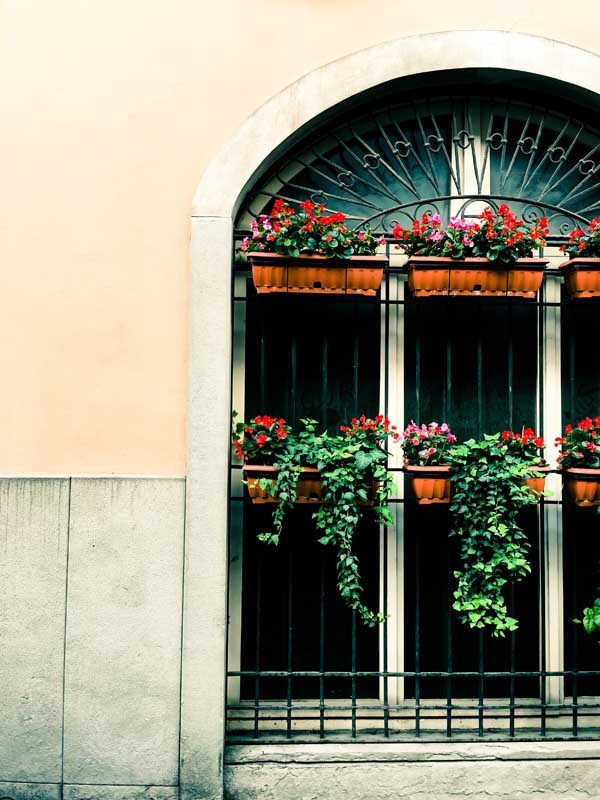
[448, 433, 544, 636]
[235, 416, 399, 627]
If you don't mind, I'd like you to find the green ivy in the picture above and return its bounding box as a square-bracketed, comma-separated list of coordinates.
[448, 434, 544, 636]
[255, 419, 395, 627]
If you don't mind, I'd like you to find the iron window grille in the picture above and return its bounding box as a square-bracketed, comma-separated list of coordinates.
[226, 87, 600, 743]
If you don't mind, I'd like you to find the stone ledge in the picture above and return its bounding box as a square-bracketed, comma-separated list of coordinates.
[225, 740, 600, 764]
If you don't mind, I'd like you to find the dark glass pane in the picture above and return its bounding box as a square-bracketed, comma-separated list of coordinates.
[404, 290, 540, 698]
[241, 288, 381, 700]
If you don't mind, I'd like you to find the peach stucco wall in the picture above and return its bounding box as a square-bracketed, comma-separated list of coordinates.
[2, 1, 599, 475]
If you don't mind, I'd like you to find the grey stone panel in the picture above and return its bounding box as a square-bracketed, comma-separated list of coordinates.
[0, 782, 61, 800]
[181, 216, 232, 800]
[225, 759, 600, 799]
[63, 785, 179, 800]
[0, 479, 70, 782]
[62, 478, 185, 786]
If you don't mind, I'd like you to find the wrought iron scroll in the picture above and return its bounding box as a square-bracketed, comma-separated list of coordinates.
[238, 96, 600, 237]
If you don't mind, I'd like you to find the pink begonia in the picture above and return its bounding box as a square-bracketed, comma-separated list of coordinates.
[447, 434, 457, 442]
[240, 236, 250, 251]
[430, 213, 442, 225]
[429, 230, 445, 242]
[357, 231, 365, 241]
[378, 236, 387, 246]
[252, 230, 262, 239]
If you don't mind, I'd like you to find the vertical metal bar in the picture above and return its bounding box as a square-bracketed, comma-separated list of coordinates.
[572, 522, 579, 736]
[383, 521, 389, 737]
[259, 318, 266, 410]
[446, 544, 453, 738]
[254, 552, 263, 737]
[351, 610, 357, 738]
[291, 335, 297, 427]
[540, 505, 547, 737]
[569, 322, 576, 423]
[383, 262, 390, 737]
[353, 321, 359, 413]
[478, 631, 484, 737]
[319, 549, 326, 739]
[508, 303, 514, 430]
[322, 334, 328, 428]
[476, 330, 483, 438]
[415, 332, 421, 421]
[287, 548, 293, 739]
[446, 335, 452, 423]
[415, 531, 421, 736]
[509, 584, 516, 737]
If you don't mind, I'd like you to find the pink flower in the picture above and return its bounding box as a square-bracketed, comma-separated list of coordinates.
[357, 232, 365, 241]
[378, 235, 386, 246]
[240, 236, 250, 251]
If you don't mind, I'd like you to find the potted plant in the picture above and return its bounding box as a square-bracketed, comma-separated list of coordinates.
[448, 432, 543, 636]
[501, 427, 549, 498]
[400, 421, 456, 504]
[241, 199, 388, 296]
[392, 205, 549, 298]
[556, 417, 600, 506]
[232, 412, 401, 626]
[559, 218, 600, 298]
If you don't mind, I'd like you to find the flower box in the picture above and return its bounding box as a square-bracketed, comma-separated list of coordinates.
[243, 464, 378, 505]
[248, 252, 387, 296]
[563, 467, 600, 507]
[404, 464, 451, 504]
[560, 258, 600, 299]
[524, 465, 551, 497]
[406, 257, 549, 298]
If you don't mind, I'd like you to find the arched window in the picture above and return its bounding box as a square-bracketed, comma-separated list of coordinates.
[227, 72, 600, 740]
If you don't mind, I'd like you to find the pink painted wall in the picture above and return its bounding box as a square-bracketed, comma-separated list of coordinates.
[1, 0, 598, 474]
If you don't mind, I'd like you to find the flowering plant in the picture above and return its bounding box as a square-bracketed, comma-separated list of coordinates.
[560, 218, 600, 259]
[241, 199, 386, 259]
[232, 412, 291, 465]
[232, 412, 399, 626]
[500, 428, 547, 465]
[392, 205, 549, 263]
[399, 421, 456, 466]
[555, 417, 600, 469]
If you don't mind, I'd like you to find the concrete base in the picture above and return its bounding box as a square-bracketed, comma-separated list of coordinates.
[0, 784, 178, 800]
[224, 743, 600, 799]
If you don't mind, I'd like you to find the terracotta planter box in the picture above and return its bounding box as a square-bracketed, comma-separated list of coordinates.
[242, 465, 378, 505]
[248, 252, 387, 296]
[524, 465, 551, 497]
[406, 257, 548, 299]
[563, 467, 600, 507]
[560, 258, 600, 299]
[404, 464, 451, 505]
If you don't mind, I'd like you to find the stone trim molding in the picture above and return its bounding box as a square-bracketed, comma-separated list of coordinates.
[186, 31, 600, 800]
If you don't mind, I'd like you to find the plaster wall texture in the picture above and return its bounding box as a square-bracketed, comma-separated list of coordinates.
[2, 1, 600, 474]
